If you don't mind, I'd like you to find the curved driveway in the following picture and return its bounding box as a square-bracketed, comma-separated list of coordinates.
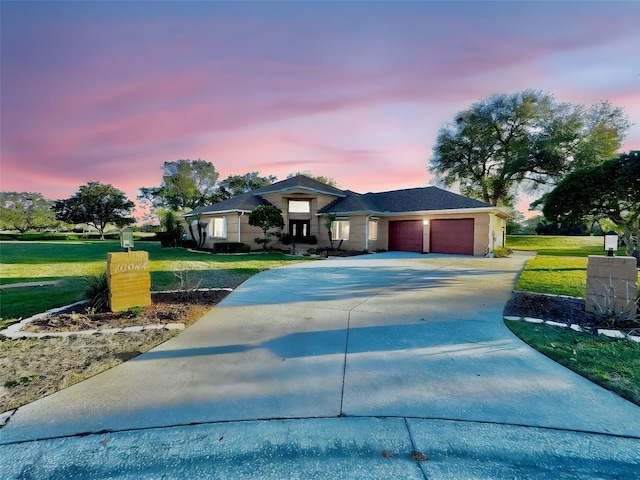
[2, 252, 639, 478]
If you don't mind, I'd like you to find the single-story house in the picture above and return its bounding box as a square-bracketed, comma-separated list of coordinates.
[184, 175, 510, 255]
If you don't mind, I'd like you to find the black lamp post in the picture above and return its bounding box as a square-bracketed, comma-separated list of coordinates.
[604, 231, 619, 257]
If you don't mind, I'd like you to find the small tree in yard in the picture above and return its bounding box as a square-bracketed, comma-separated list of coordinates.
[186, 213, 207, 249]
[159, 209, 184, 247]
[325, 213, 336, 249]
[249, 205, 284, 251]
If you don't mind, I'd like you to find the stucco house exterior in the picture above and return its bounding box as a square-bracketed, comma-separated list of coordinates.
[184, 175, 510, 255]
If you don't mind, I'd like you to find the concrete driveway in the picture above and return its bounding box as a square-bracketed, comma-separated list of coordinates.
[2, 252, 639, 478]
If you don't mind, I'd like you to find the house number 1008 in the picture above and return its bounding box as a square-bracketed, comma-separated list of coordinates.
[113, 262, 149, 273]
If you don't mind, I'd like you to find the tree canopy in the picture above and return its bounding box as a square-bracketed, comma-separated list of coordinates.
[542, 151, 640, 263]
[0, 192, 59, 232]
[139, 159, 219, 212]
[214, 172, 277, 202]
[429, 90, 630, 206]
[287, 172, 339, 187]
[54, 182, 135, 239]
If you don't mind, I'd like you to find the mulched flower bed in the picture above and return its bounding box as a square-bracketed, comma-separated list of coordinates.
[22, 290, 231, 333]
[504, 291, 640, 336]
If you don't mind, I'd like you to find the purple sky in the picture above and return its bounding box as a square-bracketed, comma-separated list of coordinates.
[2, 1, 639, 218]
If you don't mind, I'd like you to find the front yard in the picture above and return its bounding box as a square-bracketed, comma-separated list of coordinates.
[1, 241, 311, 412]
[0, 240, 311, 326]
[506, 235, 640, 405]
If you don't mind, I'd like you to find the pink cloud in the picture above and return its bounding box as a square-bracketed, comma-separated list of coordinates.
[2, 0, 639, 221]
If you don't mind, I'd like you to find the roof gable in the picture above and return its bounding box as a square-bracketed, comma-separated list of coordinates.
[253, 175, 346, 197]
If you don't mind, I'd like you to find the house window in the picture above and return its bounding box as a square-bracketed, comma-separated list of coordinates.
[368, 219, 378, 241]
[289, 200, 311, 213]
[210, 217, 227, 238]
[334, 219, 350, 240]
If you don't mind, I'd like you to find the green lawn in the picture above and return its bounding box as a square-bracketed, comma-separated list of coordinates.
[507, 321, 640, 406]
[0, 241, 311, 324]
[507, 235, 636, 297]
[515, 255, 589, 297]
[507, 235, 626, 257]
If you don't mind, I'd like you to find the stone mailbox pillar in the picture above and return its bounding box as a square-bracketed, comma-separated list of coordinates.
[586, 255, 638, 319]
[107, 251, 151, 312]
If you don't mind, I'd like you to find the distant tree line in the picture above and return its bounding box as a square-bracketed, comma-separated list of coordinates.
[0, 162, 336, 239]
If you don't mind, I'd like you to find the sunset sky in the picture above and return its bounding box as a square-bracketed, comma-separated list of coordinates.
[2, 1, 639, 219]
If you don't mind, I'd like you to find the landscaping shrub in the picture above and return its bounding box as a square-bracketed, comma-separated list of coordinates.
[280, 233, 293, 245]
[4, 233, 80, 241]
[181, 239, 198, 249]
[493, 247, 513, 258]
[157, 232, 181, 247]
[136, 234, 161, 242]
[17, 233, 68, 241]
[213, 242, 251, 254]
[307, 235, 318, 245]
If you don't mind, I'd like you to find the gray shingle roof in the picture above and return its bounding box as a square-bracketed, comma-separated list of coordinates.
[185, 191, 270, 216]
[319, 187, 490, 214]
[318, 190, 377, 213]
[188, 175, 491, 217]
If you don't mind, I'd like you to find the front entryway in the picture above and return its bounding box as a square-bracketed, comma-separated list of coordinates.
[289, 220, 311, 243]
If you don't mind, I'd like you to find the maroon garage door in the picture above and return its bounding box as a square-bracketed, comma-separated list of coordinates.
[430, 219, 474, 255]
[389, 220, 423, 252]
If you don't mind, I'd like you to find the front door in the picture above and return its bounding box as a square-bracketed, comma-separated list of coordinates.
[290, 220, 311, 242]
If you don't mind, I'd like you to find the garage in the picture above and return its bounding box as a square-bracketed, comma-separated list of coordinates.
[430, 218, 474, 255]
[389, 220, 423, 252]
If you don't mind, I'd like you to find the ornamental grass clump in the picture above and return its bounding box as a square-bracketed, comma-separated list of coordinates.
[84, 271, 109, 312]
[589, 278, 640, 329]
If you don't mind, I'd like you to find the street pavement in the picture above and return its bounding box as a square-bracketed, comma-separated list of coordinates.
[2, 252, 639, 478]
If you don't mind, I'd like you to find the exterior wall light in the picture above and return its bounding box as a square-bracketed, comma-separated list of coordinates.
[423, 219, 429, 225]
[604, 230, 619, 257]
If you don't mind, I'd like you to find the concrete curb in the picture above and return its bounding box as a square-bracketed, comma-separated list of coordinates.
[504, 315, 640, 343]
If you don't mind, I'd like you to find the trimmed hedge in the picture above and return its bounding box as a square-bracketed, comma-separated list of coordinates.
[213, 242, 251, 254]
[3, 233, 80, 241]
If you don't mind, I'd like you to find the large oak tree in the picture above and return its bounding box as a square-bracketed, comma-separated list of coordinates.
[54, 182, 135, 239]
[429, 90, 630, 206]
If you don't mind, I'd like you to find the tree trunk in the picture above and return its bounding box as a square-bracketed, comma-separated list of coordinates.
[621, 229, 640, 267]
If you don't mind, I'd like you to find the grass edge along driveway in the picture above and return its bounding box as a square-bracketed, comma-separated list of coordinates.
[507, 235, 640, 406]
